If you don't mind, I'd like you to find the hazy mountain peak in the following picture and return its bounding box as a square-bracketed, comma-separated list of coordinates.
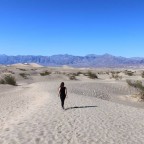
[0, 54, 144, 68]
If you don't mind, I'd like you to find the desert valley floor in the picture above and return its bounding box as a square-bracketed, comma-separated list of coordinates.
[0, 63, 144, 144]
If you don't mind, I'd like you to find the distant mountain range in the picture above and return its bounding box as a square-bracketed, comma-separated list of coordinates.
[0, 54, 144, 68]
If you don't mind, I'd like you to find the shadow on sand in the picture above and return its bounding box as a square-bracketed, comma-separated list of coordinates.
[65, 106, 97, 110]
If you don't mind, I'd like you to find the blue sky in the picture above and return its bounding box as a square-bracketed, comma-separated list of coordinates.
[0, 0, 144, 57]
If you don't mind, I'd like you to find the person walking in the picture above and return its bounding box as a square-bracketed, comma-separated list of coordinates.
[58, 82, 67, 109]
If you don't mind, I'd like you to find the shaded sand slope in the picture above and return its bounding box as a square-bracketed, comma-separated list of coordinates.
[0, 82, 144, 144]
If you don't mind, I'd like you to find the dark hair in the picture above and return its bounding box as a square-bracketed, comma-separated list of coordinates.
[60, 82, 64, 87]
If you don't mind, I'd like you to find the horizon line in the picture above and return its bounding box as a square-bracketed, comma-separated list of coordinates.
[0, 53, 142, 58]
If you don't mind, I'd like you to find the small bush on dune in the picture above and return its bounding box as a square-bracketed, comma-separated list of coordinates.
[7, 70, 15, 74]
[31, 69, 36, 71]
[111, 73, 122, 80]
[141, 71, 144, 78]
[68, 72, 83, 77]
[0, 75, 17, 86]
[111, 71, 116, 75]
[83, 72, 88, 76]
[124, 70, 134, 76]
[111, 71, 122, 75]
[71, 72, 84, 76]
[67, 73, 77, 80]
[116, 71, 121, 74]
[87, 71, 98, 79]
[0, 79, 5, 84]
[69, 75, 77, 80]
[99, 71, 104, 75]
[76, 71, 83, 76]
[97, 71, 105, 75]
[106, 71, 110, 75]
[19, 73, 29, 79]
[1, 69, 15, 74]
[18, 68, 27, 71]
[126, 79, 144, 99]
[40, 71, 51, 76]
[55, 71, 61, 74]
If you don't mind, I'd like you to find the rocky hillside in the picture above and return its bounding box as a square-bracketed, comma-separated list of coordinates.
[0, 54, 144, 67]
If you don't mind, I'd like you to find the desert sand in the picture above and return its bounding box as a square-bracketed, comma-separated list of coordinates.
[0, 64, 144, 144]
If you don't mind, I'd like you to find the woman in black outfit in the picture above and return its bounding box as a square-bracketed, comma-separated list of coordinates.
[58, 82, 67, 109]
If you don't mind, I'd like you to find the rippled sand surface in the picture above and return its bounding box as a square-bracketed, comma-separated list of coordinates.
[0, 66, 144, 144]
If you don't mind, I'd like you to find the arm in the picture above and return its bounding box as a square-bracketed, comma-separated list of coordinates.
[65, 87, 67, 97]
[58, 87, 60, 97]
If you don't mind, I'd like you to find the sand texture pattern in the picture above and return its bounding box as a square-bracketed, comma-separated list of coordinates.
[0, 80, 144, 144]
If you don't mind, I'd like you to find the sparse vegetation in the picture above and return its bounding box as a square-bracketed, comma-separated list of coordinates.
[83, 72, 88, 76]
[76, 71, 83, 76]
[111, 73, 122, 80]
[40, 71, 51, 76]
[71, 72, 83, 76]
[19, 73, 30, 79]
[1, 69, 15, 74]
[86, 71, 98, 79]
[106, 71, 110, 75]
[54, 71, 61, 74]
[0, 75, 17, 86]
[126, 79, 144, 99]
[124, 70, 134, 76]
[0, 79, 5, 84]
[66, 73, 77, 80]
[111, 71, 121, 75]
[141, 71, 144, 78]
[69, 75, 77, 80]
[66, 72, 83, 78]
[98, 71, 107, 75]
[18, 68, 27, 71]
[31, 69, 36, 71]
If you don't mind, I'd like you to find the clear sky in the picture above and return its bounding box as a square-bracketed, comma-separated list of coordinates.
[0, 0, 144, 57]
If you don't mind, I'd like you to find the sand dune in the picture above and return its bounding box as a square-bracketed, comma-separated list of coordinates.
[0, 66, 144, 143]
[11, 63, 43, 68]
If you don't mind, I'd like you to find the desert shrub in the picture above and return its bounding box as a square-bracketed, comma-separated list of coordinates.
[126, 79, 144, 99]
[70, 73, 77, 76]
[111, 71, 121, 75]
[83, 72, 88, 76]
[11, 71, 15, 74]
[126, 79, 133, 86]
[76, 71, 83, 76]
[0, 75, 17, 86]
[18, 68, 27, 71]
[69, 75, 77, 80]
[70, 72, 83, 76]
[0, 79, 5, 84]
[8, 70, 15, 74]
[87, 71, 98, 79]
[19, 73, 29, 79]
[67, 73, 77, 80]
[96, 71, 104, 75]
[31, 69, 36, 71]
[124, 70, 134, 76]
[1, 69, 15, 74]
[116, 71, 121, 74]
[141, 71, 144, 78]
[40, 71, 51, 76]
[97, 71, 104, 75]
[55, 71, 61, 74]
[111, 71, 116, 75]
[111, 73, 122, 80]
[106, 71, 110, 75]
[67, 72, 83, 77]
